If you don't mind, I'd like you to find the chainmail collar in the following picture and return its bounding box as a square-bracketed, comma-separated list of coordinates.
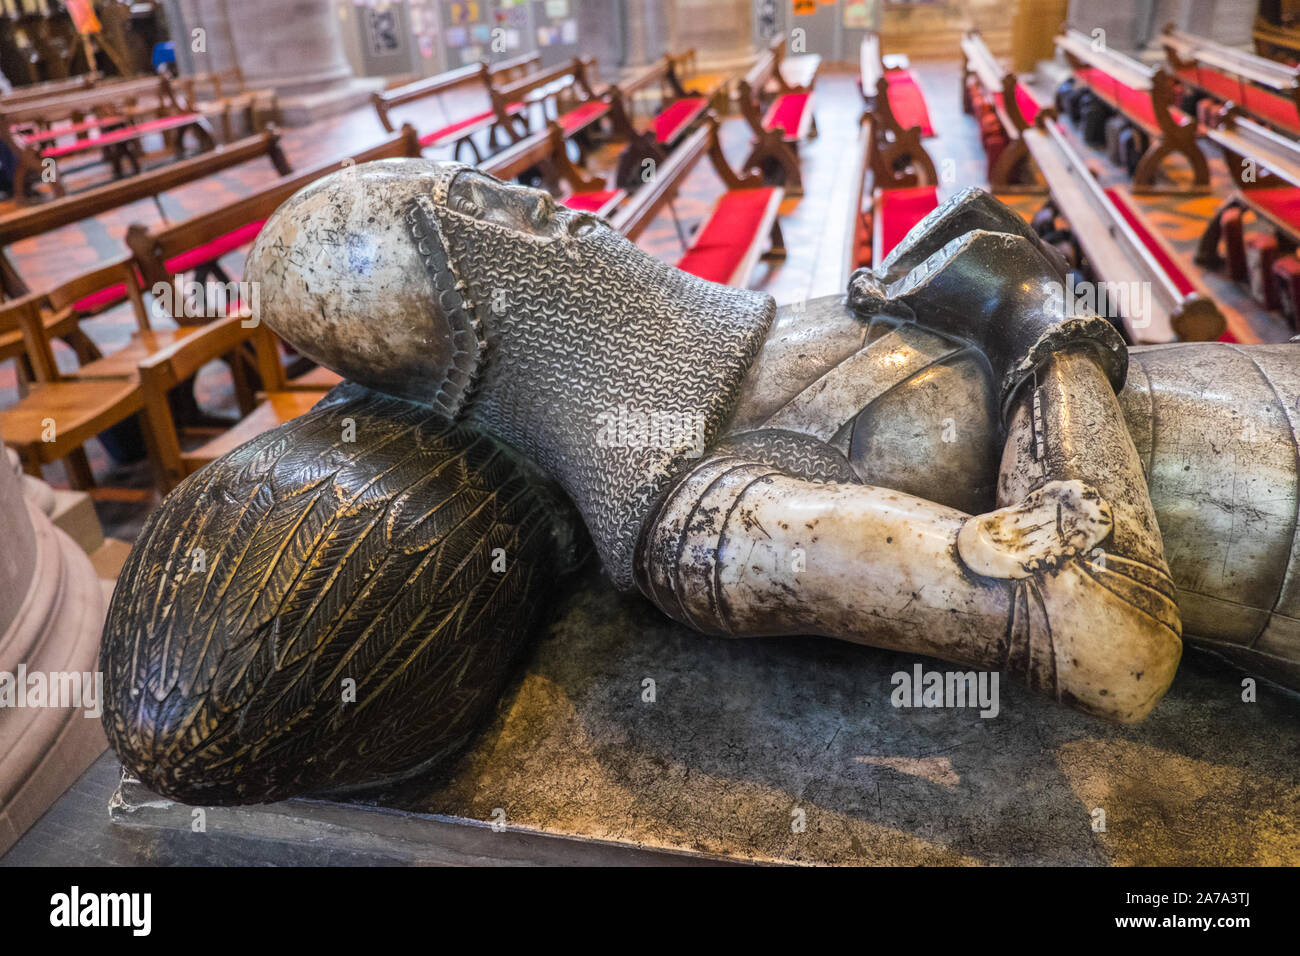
[415, 194, 776, 589]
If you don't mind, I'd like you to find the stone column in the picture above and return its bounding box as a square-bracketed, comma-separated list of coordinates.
[0, 445, 108, 856]
[623, 0, 670, 69]
[175, 0, 383, 125]
[666, 0, 756, 73]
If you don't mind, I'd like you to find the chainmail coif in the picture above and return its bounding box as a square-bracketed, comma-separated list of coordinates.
[427, 205, 776, 591]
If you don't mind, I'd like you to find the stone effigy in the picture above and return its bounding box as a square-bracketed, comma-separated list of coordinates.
[99, 161, 1300, 804]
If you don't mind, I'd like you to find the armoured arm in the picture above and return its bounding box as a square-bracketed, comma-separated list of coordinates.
[637, 346, 1182, 723]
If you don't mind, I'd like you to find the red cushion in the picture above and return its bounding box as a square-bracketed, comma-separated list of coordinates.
[1241, 85, 1300, 135]
[676, 187, 779, 285]
[1197, 67, 1244, 103]
[163, 219, 267, 275]
[762, 92, 812, 139]
[1103, 187, 1194, 296]
[562, 189, 623, 215]
[879, 185, 939, 260]
[884, 71, 933, 136]
[72, 281, 128, 314]
[1242, 185, 1300, 233]
[18, 114, 124, 147]
[418, 102, 524, 147]
[653, 97, 707, 144]
[40, 112, 201, 158]
[1014, 83, 1041, 127]
[559, 100, 609, 134]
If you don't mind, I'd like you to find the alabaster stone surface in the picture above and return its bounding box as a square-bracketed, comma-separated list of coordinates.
[98, 165, 1300, 805]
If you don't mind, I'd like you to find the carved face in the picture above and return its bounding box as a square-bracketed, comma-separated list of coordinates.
[447, 169, 563, 238]
[444, 167, 600, 240]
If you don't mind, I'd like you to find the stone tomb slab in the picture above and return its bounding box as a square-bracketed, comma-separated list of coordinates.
[107, 569, 1300, 866]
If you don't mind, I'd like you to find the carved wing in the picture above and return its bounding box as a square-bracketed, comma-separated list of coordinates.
[101, 383, 581, 804]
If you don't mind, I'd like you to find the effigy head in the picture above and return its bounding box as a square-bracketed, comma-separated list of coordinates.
[248, 158, 776, 591]
[247, 158, 613, 417]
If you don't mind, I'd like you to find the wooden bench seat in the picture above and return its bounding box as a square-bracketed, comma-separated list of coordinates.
[1, 374, 144, 484]
[1056, 27, 1209, 194]
[0, 126, 293, 365]
[37, 111, 207, 159]
[136, 317, 330, 489]
[180, 389, 325, 471]
[737, 34, 813, 195]
[489, 57, 609, 160]
[859, 32, 933, 137]
[480, 121, 626, 219]
[175, 67, 280, 140]
[1022, 114, 1226, 343]
[0, 261, 214, 489]
[1, 73, 213, 201]
[844, 72, 944, 280]
[653, 96, 710, 145]
[125, 127, 421, 297]
[1163, 25, 1300, 136]
[1197, 104, 1300, 268]
[874, 185, 940, 269]
[15, 113, 127, 146]
[606, 50, 726, 189]
[611, 115, 785, 288]
[372, 53, 538, 162]
[961, 29, 1052, 191]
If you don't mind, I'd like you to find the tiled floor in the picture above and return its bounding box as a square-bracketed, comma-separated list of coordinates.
[3, 61, 1293, 541]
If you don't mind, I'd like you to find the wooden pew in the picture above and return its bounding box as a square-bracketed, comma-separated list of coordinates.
[0, 262, 161, 488]
[610, 114, 785, 288]
[123, 128, 419, 416]
[1022, 113, 1226, 343]
[736, 34, 813, 195]
[125, 126, 421, 298]
[371, 52, 539, 162]
[0, 72, 102, 106]
[488, 57, 609, 158]
[0, 127, 292, 300]
[1196, 104, 1300, 265]
[137, 316, 327, 491]
[1162, 24, 1300, 137]
[2, 73, 216, 201]
[607, 120, 712, 242]
[175, 67, 280, 140]
[481, 122, 626, 218]
[605, 49, 725, 189]
[960, 29, 1051, 192]
[1056, 26, 1209, 194]
[859, 31, 932, 137]
[843, 104, 942, 284]
[779, 39, 822, 93]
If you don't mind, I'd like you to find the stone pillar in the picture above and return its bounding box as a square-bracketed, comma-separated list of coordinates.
[623, 0, 670, 69]
[666, 0, 756, 73]
[0, 445, 108, 856]
[175, 0, 383, 125]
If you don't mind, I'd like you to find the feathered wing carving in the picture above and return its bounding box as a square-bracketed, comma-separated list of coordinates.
[101, 383, 583, 805]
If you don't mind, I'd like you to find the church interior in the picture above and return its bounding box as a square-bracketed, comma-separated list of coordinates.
[1, 0, 1297, 871]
